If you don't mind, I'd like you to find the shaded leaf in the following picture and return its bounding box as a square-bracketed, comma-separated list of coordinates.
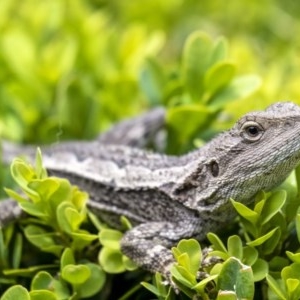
[266, 274, 286, 300]
[247, 227, 279, 247]
[251, 259, 268, 282]
[205, 62, 236, 97]
[217, 257, 254, 300]
[209, 75, 261, 107]
[260, 190, 286, 225]
[182, 31, 213, 99]
[230, 199, 258, 225]
[0, 285, 30, 300]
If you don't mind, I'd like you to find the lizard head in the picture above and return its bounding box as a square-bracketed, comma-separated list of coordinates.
[180, 101, 300, 213]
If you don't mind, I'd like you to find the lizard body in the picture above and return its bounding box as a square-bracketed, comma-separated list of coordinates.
[1, 101, 300, 277]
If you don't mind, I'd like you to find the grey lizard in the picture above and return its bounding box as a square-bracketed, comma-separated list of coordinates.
[1, 101, 300, 281]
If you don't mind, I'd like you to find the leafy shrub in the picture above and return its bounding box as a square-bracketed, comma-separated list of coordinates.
[3, 151, 300, 299]
[1, 1, 300, 299]
[141, 169, 300, 299]
[1, 150, 105, 299]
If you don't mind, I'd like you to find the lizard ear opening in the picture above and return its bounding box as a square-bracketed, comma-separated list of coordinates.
[209, 160, 219, 177]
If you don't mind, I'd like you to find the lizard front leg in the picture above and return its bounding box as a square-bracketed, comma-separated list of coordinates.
[120, 218, 202, 281]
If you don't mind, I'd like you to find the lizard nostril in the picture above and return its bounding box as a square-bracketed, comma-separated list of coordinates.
[209, 160, 219, 177]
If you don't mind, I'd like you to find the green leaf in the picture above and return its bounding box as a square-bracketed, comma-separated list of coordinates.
[207, 232, 227, 252]
[296, 213, 300, 243]
[167, 104, 215, 144]
[261, 227, 281, 255]
[30, 178, 72, 212]
[209, 250, 230, 261]
[286, 278, 300, 294]
[216, 291, 237, 300]
[193, 274, 218, 293]
[0, 285, 30, 300]
[176, 253, 191, 273]
[281, 262, 300, 281]
[251, 259, 268, 282]
[120, 216, 133, 230]
[65, 206, 83, 231]
[12, 233, 22, 269]
[286, 251, 300, 263]
[154, 272, 172, 300]
[0, 229, 8, 268]
[98, 247, 126, 274]
[35, 148, 47, 179]
[28, 178, 60, 204]
[209, 37, 228, 65]
[10, 159, 40, 201]
[217, 257, 254, 300]
[99, 229, 123, 251]
[266, 274, 286, 300]
[60, 248, 75, 269]
[75, 263, 106, 298]
[61, 264, 90, 285]
[209, 75, 261, 107]
[242, 246, 258, 266]
[230, 199, 258, 224]
[31, 271, 70, 299]
[260, 190, 286, 225]
[3, 264, 57, 277]
[247, 227, 279, 247]
[205, 62, 236, 98]
[122, 255, 138, 271]
[31, 271, 54, 290]
[170, 265, 196, 288]
[71, 188, 88, 212]
[24, 225, 63, 256]
[87, 211, 107, 231]
[269, 256, 289, 273]
[70, 231, 98, 251]
[254, 198, 266, 215]
[139, 58, 165, 105]
[141, 282, 160, 297]
[29, 290, 57, 300]
[1, 28, 36, 84]
[142, 273, 172, 299]
[56, 202, 82, 234]
[173, 239, 201, 274]
[71, 231, 98, 243]
[4, 188, 28, 203]
[227, 235, 243, 260]
[19, 201, 48, 218]
[182, 31, 213, 99]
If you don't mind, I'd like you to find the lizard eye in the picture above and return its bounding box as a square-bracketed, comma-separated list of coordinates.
[240, 121, 264, 142]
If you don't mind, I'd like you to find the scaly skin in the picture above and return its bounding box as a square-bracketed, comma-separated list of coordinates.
[1, 102, 300, 278]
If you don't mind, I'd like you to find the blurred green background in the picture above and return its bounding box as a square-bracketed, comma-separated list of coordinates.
[0, 0, 300, 144]
[1, 1, 300, 298]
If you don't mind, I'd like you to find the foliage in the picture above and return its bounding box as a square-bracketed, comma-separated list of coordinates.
[3, 152, 300, 299]
[1, 0, 300, 299]
[0, 0, 300, 145]
[142, 168, 300, 299]
[0, 151, 106, 299]
[163, 31, 260, 153]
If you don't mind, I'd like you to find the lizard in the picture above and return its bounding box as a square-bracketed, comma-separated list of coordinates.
[1, 101, 300, 282]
